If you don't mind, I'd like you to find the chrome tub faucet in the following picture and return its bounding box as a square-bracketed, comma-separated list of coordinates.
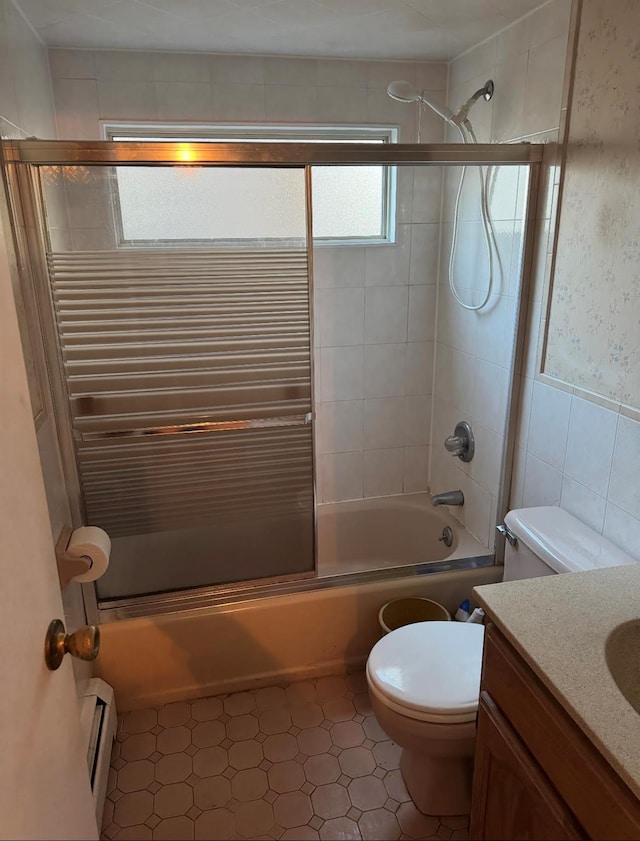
[431, 490, 465, 507]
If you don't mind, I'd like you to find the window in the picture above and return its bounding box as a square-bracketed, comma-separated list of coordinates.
[106, 125, 397, 245]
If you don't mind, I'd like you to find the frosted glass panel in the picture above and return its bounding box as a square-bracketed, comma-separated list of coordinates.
[311, 166, 384, 238]
[115, 165, 387, 243]
[111, 131, 391, 242]
[116, 166, 307, 242]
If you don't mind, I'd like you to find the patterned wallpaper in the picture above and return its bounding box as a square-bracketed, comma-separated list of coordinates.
[543, 0, 640, 409]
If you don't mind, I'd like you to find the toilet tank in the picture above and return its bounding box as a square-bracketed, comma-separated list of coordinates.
[502, 506, 636, 582]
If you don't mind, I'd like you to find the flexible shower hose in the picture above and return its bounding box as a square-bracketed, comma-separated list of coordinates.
[448, 121, 500, 311]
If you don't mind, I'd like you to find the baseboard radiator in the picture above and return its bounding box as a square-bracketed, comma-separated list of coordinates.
[79, 678, 117, 826]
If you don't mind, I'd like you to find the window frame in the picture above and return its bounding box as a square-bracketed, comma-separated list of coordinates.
[103, 123, 398, 247]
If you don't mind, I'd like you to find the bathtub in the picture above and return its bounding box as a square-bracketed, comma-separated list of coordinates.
[317, 492, 489, 576]
[97, 494, 498, 710]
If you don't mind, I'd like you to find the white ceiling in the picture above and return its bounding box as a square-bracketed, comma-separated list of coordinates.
[15, 0, 546, 60]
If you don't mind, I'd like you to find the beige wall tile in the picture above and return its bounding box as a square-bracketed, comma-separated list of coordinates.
[97, 79, 157, 119]
[53, 77, 100, 139]
[212, 83, 265, 121]
[49, 48, 96, 79]
[155, 81, 212, 120]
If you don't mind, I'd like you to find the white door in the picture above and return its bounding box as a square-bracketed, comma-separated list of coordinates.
[0, 216, 98, 837]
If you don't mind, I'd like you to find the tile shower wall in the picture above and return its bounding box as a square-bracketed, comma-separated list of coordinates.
[428, 0, 573, 549]
[48, 50, 449, 503]
[511, 0, 640, 562]
[314, 170, 442, 502]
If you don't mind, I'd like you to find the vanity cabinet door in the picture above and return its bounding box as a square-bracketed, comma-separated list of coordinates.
[471, 692, 586, 841]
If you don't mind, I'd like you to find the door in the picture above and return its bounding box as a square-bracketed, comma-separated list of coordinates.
[0, 211, 97, 835]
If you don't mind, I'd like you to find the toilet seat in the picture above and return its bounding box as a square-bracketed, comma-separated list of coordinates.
[366, 621, 485, 725]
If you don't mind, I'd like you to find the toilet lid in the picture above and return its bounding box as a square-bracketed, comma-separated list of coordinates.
[367, 621, 485, 724]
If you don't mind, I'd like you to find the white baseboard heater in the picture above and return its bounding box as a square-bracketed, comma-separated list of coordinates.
[79, 678, 117, 826]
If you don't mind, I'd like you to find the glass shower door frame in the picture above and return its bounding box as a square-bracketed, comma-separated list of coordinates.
[2, 140, 543, 622]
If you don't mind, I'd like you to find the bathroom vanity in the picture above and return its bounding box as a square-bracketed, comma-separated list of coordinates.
[471, 565, 640, 840]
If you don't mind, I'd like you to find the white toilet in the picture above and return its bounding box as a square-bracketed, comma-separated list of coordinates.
[366, 506, 636, 816]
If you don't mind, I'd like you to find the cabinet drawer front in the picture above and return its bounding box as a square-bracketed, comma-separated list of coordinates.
[472, 693, 585, 840]
[482, 625, 640, 841]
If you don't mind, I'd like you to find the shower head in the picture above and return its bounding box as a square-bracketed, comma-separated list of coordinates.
[387, 80, 456, 124]
[453, 80, 494, 125]
[387, 80, 422, 103]
[480, 79, 494, 102]
[387, 79, 494, 129]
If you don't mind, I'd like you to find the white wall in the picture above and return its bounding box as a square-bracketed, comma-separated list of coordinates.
[429, 0, 572, 549]
[511, 0, 640, 562]
[48, 49, 449, 503]
[447, 0, 571, 145]
[0, 195, 98, 841]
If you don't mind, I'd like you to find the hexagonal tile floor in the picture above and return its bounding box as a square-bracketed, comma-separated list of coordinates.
[102, 673, 469, 840]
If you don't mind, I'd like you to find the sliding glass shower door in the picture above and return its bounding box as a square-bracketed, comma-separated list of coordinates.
[39, 163, 315, 600]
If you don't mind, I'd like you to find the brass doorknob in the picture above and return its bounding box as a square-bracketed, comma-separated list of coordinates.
[44, 619, 100, 671]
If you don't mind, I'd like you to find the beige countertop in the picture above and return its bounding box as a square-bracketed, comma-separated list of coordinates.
[473, 563, 640, 800]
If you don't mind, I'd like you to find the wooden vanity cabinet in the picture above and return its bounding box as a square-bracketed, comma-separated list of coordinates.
[472, 692, 584, 839]
[470, 624, 640, 841]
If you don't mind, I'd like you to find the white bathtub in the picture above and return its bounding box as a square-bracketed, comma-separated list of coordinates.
[317, 492, 489, 576]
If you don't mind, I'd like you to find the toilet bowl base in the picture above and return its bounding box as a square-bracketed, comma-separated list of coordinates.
[400, 748, 473, 816]
[368, 686, 476, 817]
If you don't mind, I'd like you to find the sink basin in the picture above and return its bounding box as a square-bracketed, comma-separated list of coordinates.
[605, 620, 640, 715]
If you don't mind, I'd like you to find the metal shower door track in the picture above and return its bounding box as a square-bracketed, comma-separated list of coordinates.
[3, 140, 543, 167]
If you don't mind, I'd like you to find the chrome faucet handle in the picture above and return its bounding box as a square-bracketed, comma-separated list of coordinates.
[443, 421, 474, 463]
[445, 435, 465, 455]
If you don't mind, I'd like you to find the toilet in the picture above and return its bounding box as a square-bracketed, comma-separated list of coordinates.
[366, 506, 637, 816]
